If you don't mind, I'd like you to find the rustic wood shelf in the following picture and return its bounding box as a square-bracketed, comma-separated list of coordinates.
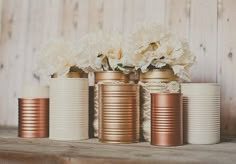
[0, 127, 235, 164]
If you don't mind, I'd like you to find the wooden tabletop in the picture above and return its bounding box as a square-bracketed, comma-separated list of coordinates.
[0, 127, 235, 164]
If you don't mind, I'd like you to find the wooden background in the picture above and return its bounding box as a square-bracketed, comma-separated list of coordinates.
[0, 0, 235, 136]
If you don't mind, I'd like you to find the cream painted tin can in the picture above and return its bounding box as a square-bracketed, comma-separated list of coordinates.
[181, 83, 220, 144]
[50, 75, 89, 140]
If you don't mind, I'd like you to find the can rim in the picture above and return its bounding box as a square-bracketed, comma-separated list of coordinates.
[151, 93, 182, 95]
[18, 98, 49, 100]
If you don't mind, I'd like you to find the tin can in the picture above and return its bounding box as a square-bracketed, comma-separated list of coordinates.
[50, 77, 89, 140]
[93, 71, 129, 137]
[181, 83, 220, 144]
[98, 84, 140, 143]
[151, 93, 183, 146]
[18, 98, 49, 138]
[139, 69, 179, 142]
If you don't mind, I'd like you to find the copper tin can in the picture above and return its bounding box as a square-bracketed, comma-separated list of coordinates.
[18, 98, 49, 138]
[151, 93, 183, 146]
[98, 84, 140, 143]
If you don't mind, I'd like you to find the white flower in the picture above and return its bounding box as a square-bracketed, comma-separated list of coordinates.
[77, 31, 124, 72]
[124, 23, 166, 67]
[124, 22, 196, 81]
[36, 39, 78, 79]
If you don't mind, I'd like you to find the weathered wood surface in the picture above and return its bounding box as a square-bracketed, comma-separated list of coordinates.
[0, 128, 235, 164]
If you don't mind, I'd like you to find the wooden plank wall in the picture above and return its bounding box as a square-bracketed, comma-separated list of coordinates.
[0, 0, 235, 136]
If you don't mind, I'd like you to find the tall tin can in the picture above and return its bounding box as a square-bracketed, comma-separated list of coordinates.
[98, 84, 140, 143]
[18, 98, 49, 138]
[50, 72, 89, 140]
[181, 83, 220, 144]
[93, 71, 129, 137]
[151, 93, 183, 146]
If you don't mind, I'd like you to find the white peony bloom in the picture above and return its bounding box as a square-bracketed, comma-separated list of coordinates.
[36, 39, 78, 79]
[124, 22, 196, 81]
[77, 31, 124, 72]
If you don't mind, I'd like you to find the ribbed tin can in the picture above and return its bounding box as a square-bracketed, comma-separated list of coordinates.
[151, 93, 183, 146]
[93, 71, 129, 137]
[181, 83, 220, 144]
[50, 76, 89, 140]
[139, 69, 179, 142]
[18, 98, 49, 138]
[98, 84, 140, 143]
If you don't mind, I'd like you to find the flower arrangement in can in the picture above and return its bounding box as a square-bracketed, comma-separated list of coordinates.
[124, 23, 196, 81]
[76, 30, 132, 74]
[36, 39, 88, 82]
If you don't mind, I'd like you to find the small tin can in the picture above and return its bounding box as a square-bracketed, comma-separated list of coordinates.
[98, 83, 140, 143]
[139, 69, 178, 142]
[18, 98, 49, 138]
[151, 93, 183, 146]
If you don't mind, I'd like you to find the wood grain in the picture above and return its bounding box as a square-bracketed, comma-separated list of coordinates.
[144, 0, 166, 24]
[62, 0, 89, 40]
[0, 0, 29, 126]
[166, 0, 190, 40]
[0, 128, 235, 164]
[103, 0, 124, 32]
[88, 0, 104, 32]
[217, 0, 236, 136]
[189, 0, 218, 82]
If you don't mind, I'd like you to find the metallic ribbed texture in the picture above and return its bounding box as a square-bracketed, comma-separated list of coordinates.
[93, 71, 129, 137]
[151, 93, 183, 146]
[98, 84, 140, 143]
[139, 69, 178, 142]
[18, 98, 49, 138]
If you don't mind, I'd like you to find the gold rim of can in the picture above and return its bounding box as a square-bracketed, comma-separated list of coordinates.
[95, 71, 129, 83]
[52, 72, 88, 78]
[101, 124, 138, 129]
[101, 128, 138, 132]
[140, 69, 177, 81]
[100, 134, 139, 140]
[99, 140, 139, 144]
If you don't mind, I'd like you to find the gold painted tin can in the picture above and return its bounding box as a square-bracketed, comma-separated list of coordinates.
[151, 93, 183, 146]
[93, 71, 129, 138]
[98, 84, 140, 143]
[18, 98, 49, 138]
